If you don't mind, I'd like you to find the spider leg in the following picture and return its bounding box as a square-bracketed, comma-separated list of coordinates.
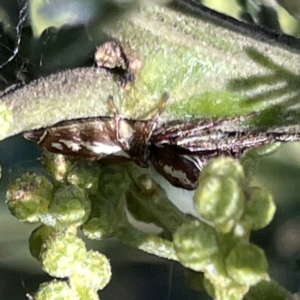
[146, 92, 169, 139]
[108, 95, 122, 143]
[108, 95, 135, 151]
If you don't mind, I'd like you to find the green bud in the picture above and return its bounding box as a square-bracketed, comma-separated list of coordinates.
[173, 221, 219, 271]
[203, 256, 250, 300]
[70, 250, 111, 290]
[82, 194, 121, 240]
[126, 168, 187, 232]
[71, 285, 99, 300]
[127, 172, 187, 232]
[43, 152, 71, 181]
[248, 279, 290, 300]
[136, 174, 161, 197]
[6, 173, 53, 222]
[82, 216, 113, 240]
[29, 225, 56, 260]
[98, 164, 129, 199]
[34, 280, 78, 300]
[40, 231, 87, 278]
[200, 157, 245, 185]
[67, 161, 100, 194]
[194, 175, 244, 232]
[225, 243, 268, 286]
[49, 185, 91, 227]
[243, 187, 276, 230]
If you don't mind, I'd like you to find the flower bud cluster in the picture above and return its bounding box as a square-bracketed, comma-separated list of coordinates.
[82, 164, 130, 240]
[6, 172, 91, 227]
[174, 157, 275, 300]
[30, 228, 111, 299]
[6, 155, 112, 299]
[6, 150, 277, 300]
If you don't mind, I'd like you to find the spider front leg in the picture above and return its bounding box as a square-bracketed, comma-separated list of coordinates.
[150, 92, 169, 123]
[140, 92, 170, 142]
[108, 96, 134, 152]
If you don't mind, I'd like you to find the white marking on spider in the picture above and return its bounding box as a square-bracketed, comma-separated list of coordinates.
[80, 141, 122, 154]
[182, 155, 205, 171]
[51, 142, 63, 151]
[38, 129, 48, 144]
[59, 139, 81, 151]
[163, 165, 191, 186]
